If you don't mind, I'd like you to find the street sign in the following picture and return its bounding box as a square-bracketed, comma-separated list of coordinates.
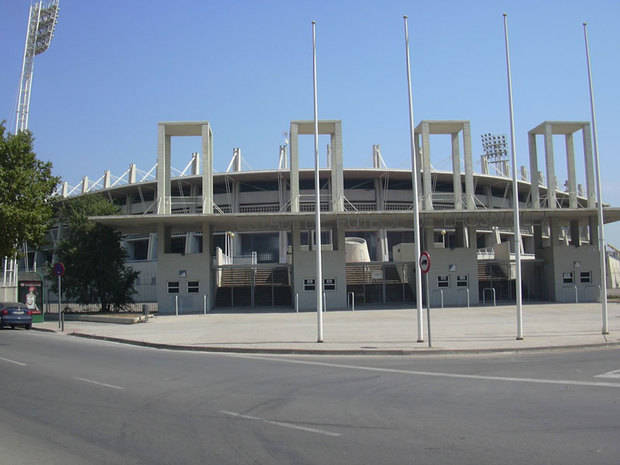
[53, 262, 65, 277]
[419, 251, 431, 274]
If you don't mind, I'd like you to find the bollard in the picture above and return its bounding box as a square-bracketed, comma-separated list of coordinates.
[203, 295, 207, 315]
[175, 295, 179, 316]
[323, 292, 327, 313]
[574, 285, 578, 303]
[349, 291, 355, 311]
[295, 293, 299, 313]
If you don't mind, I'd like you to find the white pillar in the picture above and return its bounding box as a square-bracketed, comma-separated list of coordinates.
[565, 134, 577, 208]
[544, 123, 557, 208]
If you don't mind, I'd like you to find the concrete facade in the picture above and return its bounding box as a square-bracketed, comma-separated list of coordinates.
[26, 118, 620, 314]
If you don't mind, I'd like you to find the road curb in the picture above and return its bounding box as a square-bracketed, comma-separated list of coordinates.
[67, 332, 620, 356]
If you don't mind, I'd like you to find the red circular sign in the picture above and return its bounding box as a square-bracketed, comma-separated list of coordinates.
[419, 251, 431, 274]
[53, 262, 65, 277]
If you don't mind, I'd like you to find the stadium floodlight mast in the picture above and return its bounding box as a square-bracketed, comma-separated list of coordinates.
[15, 0, 60, 132]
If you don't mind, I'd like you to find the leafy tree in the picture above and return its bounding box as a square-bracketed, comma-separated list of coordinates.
[51, 195, 139, 312]
[0, 122, 60, 258]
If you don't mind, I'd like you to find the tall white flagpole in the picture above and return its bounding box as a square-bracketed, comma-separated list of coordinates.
[403, 16, 424, 343]
[583, 22, 609, 335]
[503, 13, 524, 340]
[312, 21, 324, 342]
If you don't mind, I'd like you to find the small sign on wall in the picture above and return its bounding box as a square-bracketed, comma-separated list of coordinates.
[304, 279, 315, 291]
[324, 278, 336, 291]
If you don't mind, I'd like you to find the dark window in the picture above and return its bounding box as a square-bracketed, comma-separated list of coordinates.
[387, 179, 412, 190]
[168, 282, 179, 294]
[580, 271, 591, 283]
[437, 275, 449, 288]
[299, 179, 328, 190]
[169, 236, 185, 254]
[188, 281, 199, 293]
[239, 181, 278, 192]
[344, 178, 375, 190]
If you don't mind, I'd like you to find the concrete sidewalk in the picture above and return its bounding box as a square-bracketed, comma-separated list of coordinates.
[33, 302, 620, 354]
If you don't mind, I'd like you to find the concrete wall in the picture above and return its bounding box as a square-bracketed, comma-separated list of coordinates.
[423, 248, 479, 307]
[550, 244, 601, 303]
[156, 253, 212, 314]
[293, 249, 347, 311]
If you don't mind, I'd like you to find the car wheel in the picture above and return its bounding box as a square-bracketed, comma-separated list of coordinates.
[25, 324, 32, 330]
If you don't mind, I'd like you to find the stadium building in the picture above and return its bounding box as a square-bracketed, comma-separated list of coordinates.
[30, 119, 620, 314]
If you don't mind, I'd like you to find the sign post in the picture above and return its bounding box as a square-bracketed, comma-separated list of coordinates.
[419, 251, 432, 348]
[53, 263, 65, 331]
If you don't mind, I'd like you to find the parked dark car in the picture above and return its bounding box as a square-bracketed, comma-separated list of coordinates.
[0, 302, 32, 329]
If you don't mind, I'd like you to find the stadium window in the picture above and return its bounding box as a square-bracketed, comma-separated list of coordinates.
[167, 282, 179, 294]
[580, 271, 591, 283]
[188, 281, 199, 293]
[437, 275, 449, 288]
[562, 272, 573, 284]
[456, 275, 468, 287]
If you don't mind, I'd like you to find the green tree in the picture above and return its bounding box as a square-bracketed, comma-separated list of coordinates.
[52, 195, 139, 312]
[0, 122, 60, 258]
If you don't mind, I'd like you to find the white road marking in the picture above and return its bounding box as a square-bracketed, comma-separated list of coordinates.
[0, 356, 27, 366]
[595, 369, 620, 379]
[225, 354, 620, 389]
[220, 410, 341, 437]
[74, 377, 124, 390]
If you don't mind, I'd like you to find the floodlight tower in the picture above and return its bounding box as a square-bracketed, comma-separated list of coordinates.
[15, 0, 60, 132]
[481, 133, 509, 176]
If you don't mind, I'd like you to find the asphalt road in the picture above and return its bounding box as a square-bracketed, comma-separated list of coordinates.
[1, 330, 619, 464]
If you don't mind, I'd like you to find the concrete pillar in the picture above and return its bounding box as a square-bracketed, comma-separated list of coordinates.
[279, 231, 288, 264]
[233, 148, 241, 172]
[565, 134, 577, 208]
[201, 123, 213, 214]
[191, 152, 200, 175]
[156, 124, 171, 214]
[451, 132, 462, 210]
[533, 225, 543, 249]
[375, 177, 385, 211]
[231, 179, 240, 214]
[129, 163, 136, 184]
[421, 122, 433, 210]
[544, 123, 557, 208]
[582, 123, 596, 209]
[455, 221, 465, 248]
[414, 132, 423, 209]
[103, 170, 111, 189]
[463, 122, 475, 210]
[81, 176, 88, 194]
[528, 132, 540, 208]
[330, 122, 344, 212]
[289, 123, 299, 213]
[569, 220, 580, 247]
[589, 216, 599, 246]
[202, 223, 214, 311]
[147, 233, 158, 260]
[423, 221, 434, 250]
[378, 229, 389, 261]
[62, 181, 68, 197]
[467, 224, 477, 249]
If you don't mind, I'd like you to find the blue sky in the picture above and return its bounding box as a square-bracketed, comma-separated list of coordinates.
[1, 0, 619, 242]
